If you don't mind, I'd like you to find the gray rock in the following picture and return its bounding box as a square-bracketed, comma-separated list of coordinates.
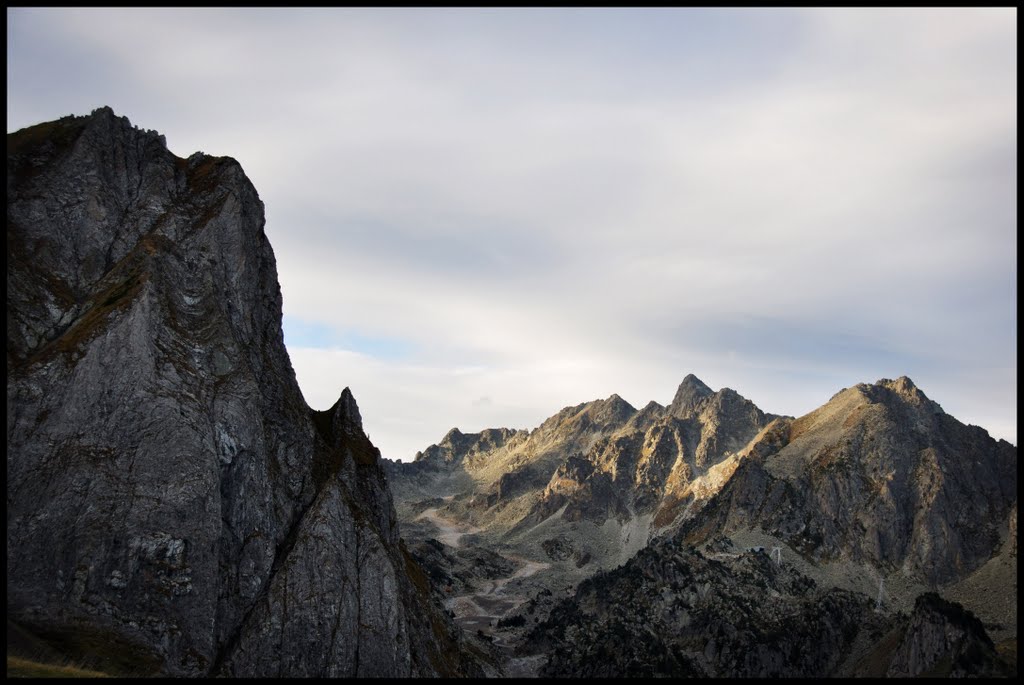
[886, 593, 1010, 677]
[529, 539, 884, 678]
[7, 108, 476, 677]
[667, 373, 714, 416]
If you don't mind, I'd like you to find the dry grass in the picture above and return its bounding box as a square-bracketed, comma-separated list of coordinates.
[6, 619, 162, 678]
[6, 655, 110, 678]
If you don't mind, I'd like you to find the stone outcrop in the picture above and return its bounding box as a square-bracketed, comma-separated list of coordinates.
[6, 108, 474, 677]
[886, 593, 1010, 677]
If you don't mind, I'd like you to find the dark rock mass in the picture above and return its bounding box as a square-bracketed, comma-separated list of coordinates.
[527, 538, 884, 678]
[886, 593, 1011, 677]
[6, 108, 475, 677]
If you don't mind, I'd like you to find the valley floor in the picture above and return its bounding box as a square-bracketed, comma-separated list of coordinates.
[411, 508, 555, 675]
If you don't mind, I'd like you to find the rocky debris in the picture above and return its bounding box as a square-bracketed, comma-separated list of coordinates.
[540, 537, 591, 568]
[408, 538, 518, 597]
[886, 593, 1012, 677]
[541, 538, 574, 562]
[6, 109, 477, 677]
[527, 538, 886, 678]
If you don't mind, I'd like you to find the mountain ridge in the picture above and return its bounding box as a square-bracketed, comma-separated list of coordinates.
[386, 372, 1015, 676]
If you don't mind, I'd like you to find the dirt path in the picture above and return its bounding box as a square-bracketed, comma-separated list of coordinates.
[445, 551, 550, 651]
[415, 507, 548, 626]
[418, 508, 550, 672]
[414, 507, 482, 548]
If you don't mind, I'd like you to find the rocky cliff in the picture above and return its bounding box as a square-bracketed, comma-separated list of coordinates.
[7, 108, 475, 677]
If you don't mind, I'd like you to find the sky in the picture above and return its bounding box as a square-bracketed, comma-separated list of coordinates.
[7, 8, 1017, 459]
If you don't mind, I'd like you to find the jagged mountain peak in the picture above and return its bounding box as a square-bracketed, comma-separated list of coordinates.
[669, 373, 715, 415]
[804, 377, 945, 443]
[625, 399, 668, 432]
[331, 386, 363, 431]
[675, 372, 713, 395]
[442, 426, 464, 443]
[867, 376, 943, 413]
[595, 392, 636, 415]
[686, 374, 1016, 587]
[82, 104, 170, 152]
[407, 425, 528, 470]
[704, 386, 742, 409]
[84, 105, 132, 129]
[537, 393, 637, 429]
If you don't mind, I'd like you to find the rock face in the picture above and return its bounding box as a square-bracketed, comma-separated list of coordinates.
[885, 593, 1011, 677]
[7, 109, 472, 677]
[680, 377, 1017, 585]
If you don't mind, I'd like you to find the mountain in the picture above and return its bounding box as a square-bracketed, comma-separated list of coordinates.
[6, 108, 479, 677]
[386, 376, 776, 572]
[679, 377, 1016, 586]
[505, 377, 1017, 677]
[387, 375, 1015, 677]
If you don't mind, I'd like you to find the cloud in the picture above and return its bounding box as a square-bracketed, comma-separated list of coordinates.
[7, 8, 1017, 454]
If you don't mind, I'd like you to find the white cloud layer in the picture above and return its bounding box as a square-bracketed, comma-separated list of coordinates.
[7, 8, 1016, 458]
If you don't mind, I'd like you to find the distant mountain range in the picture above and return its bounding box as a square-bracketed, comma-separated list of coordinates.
[386, 373, 1017, 676]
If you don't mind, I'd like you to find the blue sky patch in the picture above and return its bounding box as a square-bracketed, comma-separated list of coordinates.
[283, 316, 414, 360]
